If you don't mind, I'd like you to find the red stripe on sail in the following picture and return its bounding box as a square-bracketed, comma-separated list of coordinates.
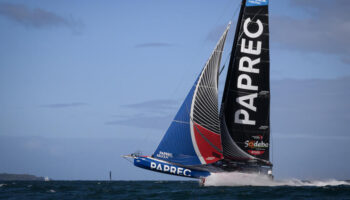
[193, 122, 223, 164]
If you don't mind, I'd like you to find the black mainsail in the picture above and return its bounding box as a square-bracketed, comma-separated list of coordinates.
[221, 0, 271, 164]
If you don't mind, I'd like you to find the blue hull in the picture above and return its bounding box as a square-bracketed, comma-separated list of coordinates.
[134, 156, 210, 179]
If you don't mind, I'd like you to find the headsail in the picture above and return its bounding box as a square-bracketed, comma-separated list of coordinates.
[221, 0, 270, 162]
[153, 23, 231, 166]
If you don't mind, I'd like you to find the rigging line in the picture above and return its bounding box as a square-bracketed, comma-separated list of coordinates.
[219, 64, 226, 75]
[215, 2, 240, 78]
[212, 0, 240, 32]
[122, 156, 134, 164]
[229, 1, 242, 23]
[219, 50, 232, 76]
[217, 2, 241, 78]
[164, 2, 240, 113]
[172, 2, 233, 100]
[226, 0, 239, 21]
[236, 7, 264, 44]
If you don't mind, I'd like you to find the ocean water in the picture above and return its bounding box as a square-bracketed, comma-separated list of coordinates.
[1, 177, 350, 200]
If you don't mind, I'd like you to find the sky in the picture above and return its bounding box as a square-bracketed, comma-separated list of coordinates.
[0, 0, 349, 180]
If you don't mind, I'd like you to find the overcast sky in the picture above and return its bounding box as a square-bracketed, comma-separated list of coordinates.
[0, 0, 349, 180]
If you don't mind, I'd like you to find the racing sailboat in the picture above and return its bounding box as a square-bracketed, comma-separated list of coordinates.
[124, 0, 272, 180]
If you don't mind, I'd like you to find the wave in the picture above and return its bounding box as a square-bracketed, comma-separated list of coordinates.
[203, 172, 350, 187]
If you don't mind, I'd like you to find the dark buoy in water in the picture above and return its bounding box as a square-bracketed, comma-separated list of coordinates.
[109, 171, 112, 181]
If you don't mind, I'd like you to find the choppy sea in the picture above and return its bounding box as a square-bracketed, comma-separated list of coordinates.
[1, 178, 350, 200]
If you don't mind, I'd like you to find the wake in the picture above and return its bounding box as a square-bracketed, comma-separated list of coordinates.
[204, 172, 350, 187]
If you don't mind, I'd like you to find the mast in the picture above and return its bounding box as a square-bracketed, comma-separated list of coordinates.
[220, 0, 271, 164]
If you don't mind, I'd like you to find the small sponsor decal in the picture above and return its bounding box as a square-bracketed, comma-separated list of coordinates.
[246, 0, 268, 6]
[156, 151, 173, 159]
[248, 150, 265, 155]
[251, 135, 263, 140]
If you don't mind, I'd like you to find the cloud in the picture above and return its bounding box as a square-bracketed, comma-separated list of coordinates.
[107, 99, 179, 129]
[0, 3, 84, 33]
[134, 42, 173, 48]
[105, 99, 179, 130]
[105, 114, 173, 130]
[122, 99, 178, 113]
[271, 0, 350, 63]
[41, 102, 87, 108]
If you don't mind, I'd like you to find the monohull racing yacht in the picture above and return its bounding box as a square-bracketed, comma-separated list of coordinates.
[123, 0, 272, 182]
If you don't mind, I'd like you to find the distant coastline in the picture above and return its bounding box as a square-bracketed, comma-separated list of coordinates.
[0, 173, 49, 181]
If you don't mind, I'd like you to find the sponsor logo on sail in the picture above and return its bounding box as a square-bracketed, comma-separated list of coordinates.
[234, 12, 265, 126]
[245, 140, 269, 148]
[246, 0, 268, 6]
[150, 162, 191, 177]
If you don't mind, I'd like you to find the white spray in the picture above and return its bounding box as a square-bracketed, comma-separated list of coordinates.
[203, 172, 350, 187]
